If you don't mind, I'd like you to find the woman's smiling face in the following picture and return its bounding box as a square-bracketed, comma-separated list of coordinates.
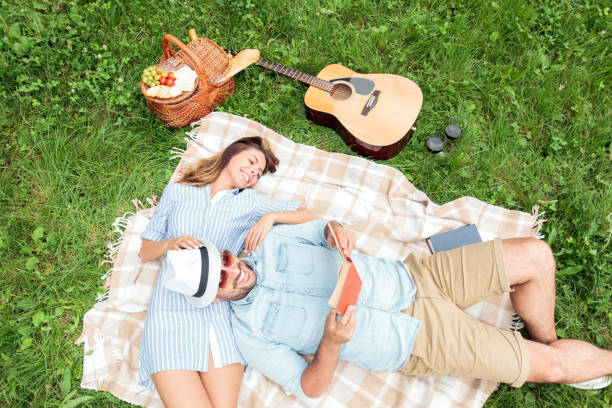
[225, 147, 266, 189]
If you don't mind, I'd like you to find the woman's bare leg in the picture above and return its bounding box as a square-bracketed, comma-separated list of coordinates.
[152, 369, 213, 408]
[199, 348, 244, 408]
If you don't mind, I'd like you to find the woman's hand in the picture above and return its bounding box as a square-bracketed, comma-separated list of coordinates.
[164, 235, 202, 251]
[139, 236, 201, 263]
[244, 213, 276, 253]
[244, 206, 316, 254]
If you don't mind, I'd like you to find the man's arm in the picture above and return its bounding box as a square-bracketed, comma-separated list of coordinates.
[301, 306, 357, 398]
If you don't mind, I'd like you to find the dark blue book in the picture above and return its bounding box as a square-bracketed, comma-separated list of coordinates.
[426, 224, 482, 253]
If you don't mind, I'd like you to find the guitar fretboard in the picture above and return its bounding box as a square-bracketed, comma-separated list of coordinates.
[256, 59, 334, 92]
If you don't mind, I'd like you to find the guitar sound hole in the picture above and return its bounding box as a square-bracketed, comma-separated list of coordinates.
[330, 83, 352, 100]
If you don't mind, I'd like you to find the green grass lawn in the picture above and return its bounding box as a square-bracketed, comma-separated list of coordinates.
[1, 0, 610, 406]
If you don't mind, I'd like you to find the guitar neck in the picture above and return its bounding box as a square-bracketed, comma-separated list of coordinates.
[255, 58, 333, 92]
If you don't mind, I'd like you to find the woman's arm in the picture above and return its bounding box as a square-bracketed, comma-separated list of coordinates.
[244, 206, 316, 253]
[269, 205, 316, 224]
[139, 236, 202, 263]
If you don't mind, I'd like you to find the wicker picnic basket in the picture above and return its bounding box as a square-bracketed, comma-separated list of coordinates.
[140, 29, 234, 128]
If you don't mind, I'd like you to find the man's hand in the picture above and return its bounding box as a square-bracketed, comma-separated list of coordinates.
[322, 306, 357, 346]
[301, 306, 357, 398]
[325, 221, 356, 257]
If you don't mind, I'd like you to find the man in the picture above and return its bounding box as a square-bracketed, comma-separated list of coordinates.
[178, 219, 612, 398]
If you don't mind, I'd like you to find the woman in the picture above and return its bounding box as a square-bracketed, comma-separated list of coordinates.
[138, 136, 315, 408]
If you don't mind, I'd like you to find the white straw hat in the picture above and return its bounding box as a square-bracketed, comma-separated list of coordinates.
[163, 239, 222, 308]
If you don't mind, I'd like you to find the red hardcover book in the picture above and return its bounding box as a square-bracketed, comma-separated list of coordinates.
[327, 225, 362, 315]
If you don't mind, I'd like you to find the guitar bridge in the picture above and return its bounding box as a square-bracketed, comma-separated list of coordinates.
[361, 90, 380, 116]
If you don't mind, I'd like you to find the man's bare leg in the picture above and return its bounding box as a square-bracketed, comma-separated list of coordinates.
[502, 238, 612, 382]
[526, 339, 612, 383]
[502, 238, 558, 344]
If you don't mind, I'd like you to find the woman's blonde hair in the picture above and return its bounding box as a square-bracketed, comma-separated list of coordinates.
[178, 137, 280, 187]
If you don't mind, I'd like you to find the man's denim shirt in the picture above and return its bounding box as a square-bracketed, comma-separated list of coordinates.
[230, 219, 420, 399]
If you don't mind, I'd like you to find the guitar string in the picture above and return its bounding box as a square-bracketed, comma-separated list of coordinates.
[258, 59, 333, 92]
[226, 49, 333, 92]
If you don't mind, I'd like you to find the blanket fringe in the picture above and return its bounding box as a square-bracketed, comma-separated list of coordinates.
[146, 196, 158, 208]
[112, 212, 133, 234]
[189, 117, 207, 128]
[169, 146, 185, 161]
[186, 125, 213, 152]
[97, 198, 157, 299]
[185, 127, 201, 144]
[510, 313, 525, 331]
[168, 131, 202, 166]
[80, 332, 125, 379]
[132, 198, 151, 211]
[104, 240, 123, 266]
[531, 205, 546, 239]
[100, 267, 115, 282]
[96, 290, 111, 302]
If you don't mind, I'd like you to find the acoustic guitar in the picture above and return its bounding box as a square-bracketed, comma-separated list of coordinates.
[228, 50, 423, 159]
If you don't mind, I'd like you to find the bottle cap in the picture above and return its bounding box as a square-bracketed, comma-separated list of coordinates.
[426, 131, 446, 153]
[445, 124, 462, 140]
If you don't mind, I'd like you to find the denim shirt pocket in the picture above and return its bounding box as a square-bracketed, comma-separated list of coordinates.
[262, 302, 307, 347]
[277, 243, 319, 275]
[357, 264, 415, 312]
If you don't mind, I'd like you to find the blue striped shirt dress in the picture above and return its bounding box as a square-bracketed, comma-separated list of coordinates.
[138, 182, 300, 389]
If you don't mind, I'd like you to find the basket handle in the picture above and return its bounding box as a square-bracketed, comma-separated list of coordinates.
[161, 31, 210, 84]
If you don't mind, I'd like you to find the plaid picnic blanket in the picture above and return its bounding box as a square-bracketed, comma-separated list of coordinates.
[77, 112, 542, 407]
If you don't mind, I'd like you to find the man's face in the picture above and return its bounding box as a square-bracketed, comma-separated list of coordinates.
[216, 250, 256, 301]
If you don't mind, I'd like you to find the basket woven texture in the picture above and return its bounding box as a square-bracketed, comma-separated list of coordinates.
[140, 30, 234, 128]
